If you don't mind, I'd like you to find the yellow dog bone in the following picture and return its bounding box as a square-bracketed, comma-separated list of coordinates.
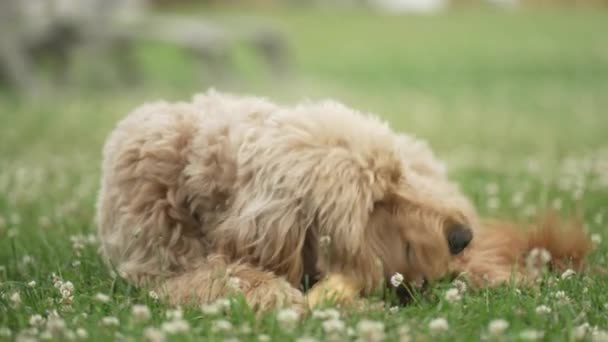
[306, 273, 362, 309]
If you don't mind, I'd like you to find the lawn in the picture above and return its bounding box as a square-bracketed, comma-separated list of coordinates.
[1, 6, 608, 341]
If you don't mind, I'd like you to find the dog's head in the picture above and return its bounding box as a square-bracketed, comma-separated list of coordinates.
[359, 150, 477, 300]
[366, 184, 475, 301]
[309, 153, 477, 298]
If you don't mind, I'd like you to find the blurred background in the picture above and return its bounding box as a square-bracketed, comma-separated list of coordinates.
[0, 0, 607, 180]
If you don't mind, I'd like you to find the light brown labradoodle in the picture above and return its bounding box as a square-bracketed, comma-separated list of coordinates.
[97, 89, 591, 312]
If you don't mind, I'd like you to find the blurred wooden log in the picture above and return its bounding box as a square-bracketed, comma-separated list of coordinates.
[0, 0, 289, 94]
[123, 15, 289, 76]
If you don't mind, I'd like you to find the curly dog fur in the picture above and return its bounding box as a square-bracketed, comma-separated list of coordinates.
[452, 213, 593, 287]
[96, 89, 592, 312]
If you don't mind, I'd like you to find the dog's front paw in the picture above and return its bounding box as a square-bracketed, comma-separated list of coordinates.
[242, 277, 305, 314]
[306, 273, 362, 309]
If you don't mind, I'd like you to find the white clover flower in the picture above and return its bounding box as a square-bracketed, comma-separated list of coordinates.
[554, 290, 570, 304]
[162, 319, 190, 334]
[46, 315, 66, 335]
[452, 279, 467, 294]
[594, 212, 603, 225]
[21, 255, 34, 266]
[520, 329, 545, 340]
[572, 323, 590, 341]
[94, 293, 110, 303]
[487, 197, 500, 210]
[239, 323, 252, 334]
[444, 288, 462, 302]
[410, 276, 425, 289]
[552, 198, 563, 210]
[227, 276, 241, 290]
[526, 248, 552, 273]
[40, 330, 53, 340]
[390, 272, 404, 287]
[60, 282, 74, 294]
[535, 305, 552, 315]
[165, 308, 183, 320]
[428, 318, 449, 333]
[398, 325, 411, 342]
[389, 306, 399, 314]
[38, 216, 51, 228]
[258, 334, 271, 342]
[488, 319, 509, 335]
[312, 308, 340, 320]
[356, 319, 385, 342]
[10, 291, 22, 308]
[572, 188, 584, 201]
[27, 280, 36, 288]
[322, 318, 345, 334]
[211, 319, 232, 333]
[29, 314, 45, 328]
[485, 183, 499, 195]
[70, 235, 90, 256]
[76, 328, 88, 339]
[523, 205, 537, 218]
[319, 235, 331, 247]
[144, 327, 165, 342]
[276, 308, 299, 330]
[17, 327, 39, 341]
[86, 234, 98, 245]
[7, 228, 18, 238]
[148, 290, 160, 301]
[132, 304, 151, 322]
[511, 192, 525, 207]
[63, 329, 76, 340]
[59, 281, 74, 305]
[296, 337, 318, 342]
[101, 316, 120, 327]
[591, 234, 602, 245]
[201, 302, 221, 315]
[215, 298, 231, 310]
[0, 327, 11, 338]
[52, 274, 63, 288]
[561, 269, 576, 280]
[200, 298, 230, 316]
[591, 327, 608, 342]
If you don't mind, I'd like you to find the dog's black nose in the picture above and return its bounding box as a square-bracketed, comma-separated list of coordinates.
[447, 224, 472, 255]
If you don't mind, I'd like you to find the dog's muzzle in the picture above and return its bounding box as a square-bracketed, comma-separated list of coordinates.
[447, 224, 473, 255]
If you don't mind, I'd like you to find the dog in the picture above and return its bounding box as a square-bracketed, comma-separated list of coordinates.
[96, 89, 592, 312]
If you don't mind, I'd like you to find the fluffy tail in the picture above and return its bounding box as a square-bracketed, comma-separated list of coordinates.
[451, 212, 594, 287]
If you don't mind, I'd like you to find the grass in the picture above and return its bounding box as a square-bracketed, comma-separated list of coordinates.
[1, 7, 608, 341]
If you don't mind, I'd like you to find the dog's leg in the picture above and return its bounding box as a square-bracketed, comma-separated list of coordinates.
[157, 255, 305, 313]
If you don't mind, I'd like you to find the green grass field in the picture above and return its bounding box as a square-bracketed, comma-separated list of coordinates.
[1, 7, 608, 341]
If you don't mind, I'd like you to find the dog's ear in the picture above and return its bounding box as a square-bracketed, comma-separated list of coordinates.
[311, 151, 403, 253]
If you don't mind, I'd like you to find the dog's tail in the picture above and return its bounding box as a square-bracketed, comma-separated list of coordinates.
[451, 211, 595, 287]
[525, 213, 593, 272]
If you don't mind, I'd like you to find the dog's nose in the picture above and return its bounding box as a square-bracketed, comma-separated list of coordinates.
[447, 224, 472, 255]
